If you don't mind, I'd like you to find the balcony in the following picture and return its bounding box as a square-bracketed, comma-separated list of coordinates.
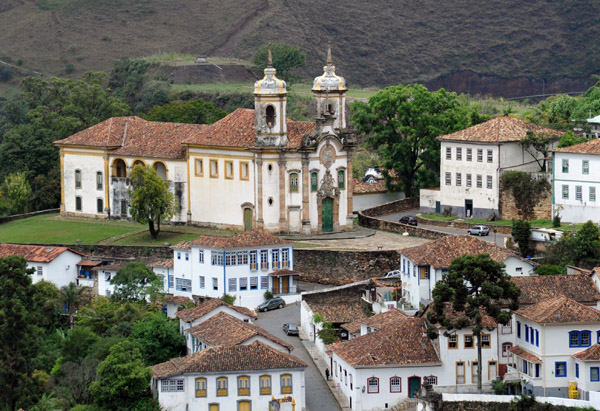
[77, 278, 95, 288]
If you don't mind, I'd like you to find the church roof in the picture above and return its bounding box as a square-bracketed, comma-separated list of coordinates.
[55, 109, 315, 155]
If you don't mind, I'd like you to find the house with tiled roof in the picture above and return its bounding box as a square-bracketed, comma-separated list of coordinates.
[150, 341, 307, 411]
[0, 243, 84, 288]
[420, 116, 561, 219]
[551, 138, 600, 223]
[170, 230, 298, 308]
[399, 235, 535, 308]
[184, 312, 293, 354]
[54, 47, 356, 235]
[329, 316, 441, 410]
[507, 295, 600, 399]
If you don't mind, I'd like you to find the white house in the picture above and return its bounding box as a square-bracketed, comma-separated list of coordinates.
[150, 341, 307, 411]
[184, 311, 293, 355]
[552, 138, 600, 223]
[329, 313, 441, 411]
[420, 117, 560, 218]
[176, 298, 257, 335]
[0, 243, 83, 288]
[585, 114, 600, 139]
[54, 47, 356, 234]
[507, 295, 600, 399]
[171, 230, 299, 308]
[399, 235, 535, 309]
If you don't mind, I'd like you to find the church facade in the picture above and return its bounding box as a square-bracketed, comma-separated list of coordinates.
[54, 49, 356, 234]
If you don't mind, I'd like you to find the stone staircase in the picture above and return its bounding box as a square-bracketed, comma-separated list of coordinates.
[390, 398, 418, 410]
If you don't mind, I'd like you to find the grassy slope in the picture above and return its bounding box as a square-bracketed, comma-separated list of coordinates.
[0, 0, 597, 88]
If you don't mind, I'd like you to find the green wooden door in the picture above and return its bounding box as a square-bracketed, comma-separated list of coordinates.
[408, 376, 421, 398]
[322, 197, 333, 232]
[244, 208, 253, 231]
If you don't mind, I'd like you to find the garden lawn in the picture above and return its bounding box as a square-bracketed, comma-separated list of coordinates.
[420, 214, 584, 230]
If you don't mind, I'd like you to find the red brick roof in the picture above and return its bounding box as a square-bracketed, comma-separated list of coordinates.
[516, 295, 600, 324]
[151, 341, 306, 378]
[573, 344, 600, 361]
[174, 230, 292, 249]
[175, 298, 257, 322]
[330, 317, 440, 367]
[553, 138, 600, 155]
[187, 312, 293, 351]
[359, 309, 410, 330]
[438, 116, 562, 143]
[401, 235, 520, 269]
[511, 274, 600, 306]
[0, 243, 82, 263]
[509, 346, 541, 363]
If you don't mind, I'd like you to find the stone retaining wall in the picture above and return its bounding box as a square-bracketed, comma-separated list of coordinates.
[0, 208, 60, 224]
[359, 211, 448, 240]
[360, 197, 420, 217]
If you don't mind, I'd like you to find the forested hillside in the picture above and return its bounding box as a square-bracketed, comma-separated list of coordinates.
[0, 0, 598, 93]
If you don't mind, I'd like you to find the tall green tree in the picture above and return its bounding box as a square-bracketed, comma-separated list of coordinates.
[0, 256, 39, 411]
[512, 219, 533, 258]
[253, 44, 305, 81]
[129, 164, 175, 239]
[60, 282, 92, 329]
[351, 84, 479, 196]
[2, 171, 32, 214]
[519, 131, 559, 172]
[557, 130, 589, 148]
[427, 254, 520, 392]
[111, 262, 162, 302]
[144, 99, 227, 124]
[130, 312, 186, 365]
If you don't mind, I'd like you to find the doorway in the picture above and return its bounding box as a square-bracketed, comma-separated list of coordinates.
[272, 276, 280, 294]
[435, 201, 441, 214]
[465, 199, 473, 218]
[408, 376, 421, 398]
[238, 401, 250, 411]
[322, 197, 333, 232]
[244, 208, 253, 231]
[282, 276, 289, 294]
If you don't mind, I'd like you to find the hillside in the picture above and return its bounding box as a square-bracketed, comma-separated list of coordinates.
[0, 0, 598, 96]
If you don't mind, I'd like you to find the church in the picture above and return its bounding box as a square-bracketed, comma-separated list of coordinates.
[54, 48, 356, 234]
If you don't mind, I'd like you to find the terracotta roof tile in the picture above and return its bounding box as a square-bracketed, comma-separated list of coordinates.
[359, 309, 410, 330]
[438, 116, 562, 143]
[352, 179, 387, 194]
[341, 321, 362, 334]
[509, 346, 541, 363]
[147, 258, 174, 269]
[175, 298, 257, 322]
[511, 274, 600, 306]
[553, 138, 600, 155]
[174, 230, 292, 249]
[94, 261, 128, 272]
[0, 243, 82, 263]
[308, 300, 366, 324]
[187, 312, 293, 351]
[270, 269, 302, 277]
[401, 235, 521, 269]
[573, 344, 600, 361]
[151, 341, 306, 378]
[516, 295, 600, 323]
[330, 317, 440, 367]
[163, 295, 194, 305]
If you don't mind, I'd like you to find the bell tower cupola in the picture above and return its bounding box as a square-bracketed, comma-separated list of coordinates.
[312, 44, 347, 130]
[254, 47, 288, 147]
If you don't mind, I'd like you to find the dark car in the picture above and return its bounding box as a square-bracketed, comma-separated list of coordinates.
[283, 323, 299, 336]
[399, 216, 418, 226]
[257, 297, 286, 312]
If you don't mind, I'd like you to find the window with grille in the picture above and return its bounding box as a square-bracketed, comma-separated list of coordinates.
[481, 334, 491, 348]
[238, 251, 248, 265]
[199, 250, 204, 263]
[456, 173, 462, 186]
[466, 148, 472, 161]
[562, 185, 569, 199]
[176, 278, 191, 292]
[583, 160, 589, 174]
[456, 147, 462, 161]
[591, 187, 596, 202]
[195, 378, 207, 397]
[261, 276, 269, 289]
[390, 376, 401, 392]
[211, 251, 224, 266]
[562, 159, 569, 173]
[446, 147, 452, 160]
[466, 174, 472, 187]
[228, 278, 237, 292]
[37, 266, 43, 276]
[487, 150, 493, 163]
[445, 172, 451, 185]
[423, 376, 437, 385]
[217, 377, 228, 396]
[477, 149, 483, 162]
[260, 375, 271, 395]
[272, 249, 279, 269]
[448, 335, 457, 349]
[199, 276, 205, 289]
[75, 170, 82, 189]
[464, 334, 474, 348]
[290, 173, 299, 192]
[281, 374, 292, 394]
[367, 377, 379, 393]
[250, 251, 258, 270]
[161, 379, 184, 392]
[250, 277, 258, 290]
[238, 376, 250, 396]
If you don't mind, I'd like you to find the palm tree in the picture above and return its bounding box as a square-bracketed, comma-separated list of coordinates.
[60, 282, 91, 329]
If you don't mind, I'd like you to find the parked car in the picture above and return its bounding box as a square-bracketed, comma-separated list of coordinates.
[257, 297, 285, 312]
[399, 216, 418, 226]
[282, 323, 299, 336]
[468, 225, 490, 236]
[384, 270, 401, 278]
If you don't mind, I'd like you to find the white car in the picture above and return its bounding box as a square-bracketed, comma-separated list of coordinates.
[384, 270, 401, 278]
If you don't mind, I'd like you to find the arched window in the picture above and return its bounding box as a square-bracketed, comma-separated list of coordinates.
[237, 376, 250, 396]
[216, 377, 228, 396]
[153, 161, 167, 180]
[390, 376, 401, 392]
[289, 173, 299, 193]
[132, 159, 145, 168]
[311, 172, 318, 191]
[195, 377, 207, 397]
[280, 374, 292, 394]
[260, 375, 271, 395]
[367, 376, 379, 393]
[112, 159, 127, 178]
[75, 170, 82, 189]
[266, 105, 276, 127]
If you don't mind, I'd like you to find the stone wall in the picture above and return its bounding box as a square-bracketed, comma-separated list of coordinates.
[0, 208, 59, 224]
[33, 243, 172, 260]
[499, 187, 552, 220]
[359, 211, 448, 240]
[360, 197, 420, 217]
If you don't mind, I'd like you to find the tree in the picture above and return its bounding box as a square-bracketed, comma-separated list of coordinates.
[130, 312, 186, 365]
[0, 256, 39, 411]
[2, 171, 32, 214]
[144, 99, 227, 124]
[89, 340, 153, 410]
[500, 171, 551, 220]
[111, 262, 163, 302]
[427, 253, 520, 391]
[573, 221, 600, 266]
[60, 282, 92, 329]
[129, 164, 175, 239]
[253, 44, 305, 81]
[519, 131, 558, 172]
[351, 84, 479, 197]
[512, 219, 533, 258]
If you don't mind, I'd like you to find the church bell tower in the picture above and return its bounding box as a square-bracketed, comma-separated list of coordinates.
[253, 48, 288, 147]
[312, 45, 347, 131]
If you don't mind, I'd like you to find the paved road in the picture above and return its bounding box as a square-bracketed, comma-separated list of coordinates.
[255, 303, 342, 411]
[381, 209, 508, 247]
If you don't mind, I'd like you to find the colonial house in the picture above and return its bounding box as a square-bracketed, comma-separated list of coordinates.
[184, 311, 293, 355]
[552, 138, 600, 223]
[507, 296, 600, 399]
[329, 312, 441, 411]
[585, 114, 600, 139]
[420, 117, 560, 219]
[176, 298, 257, 334]
[0, 243, 83, 288]
[399, 235, 535, 309]
[54, 48, 356, 234]
[171, 230, 299, 308]
[150, 341, 307, 411]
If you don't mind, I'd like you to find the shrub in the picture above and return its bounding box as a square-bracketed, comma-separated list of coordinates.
[553, 214, 561, 228]
[65, 63, 75, 74]
[221, 294, 235, 305]
[536, 264, 563, 276]
[263, 290, 273, 300]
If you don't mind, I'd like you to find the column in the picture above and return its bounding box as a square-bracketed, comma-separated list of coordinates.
[301, 155, 310, 227]
[346, 149, 354, 228]
[278, 153, 287, 232]
[256, 155, 264, 229]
